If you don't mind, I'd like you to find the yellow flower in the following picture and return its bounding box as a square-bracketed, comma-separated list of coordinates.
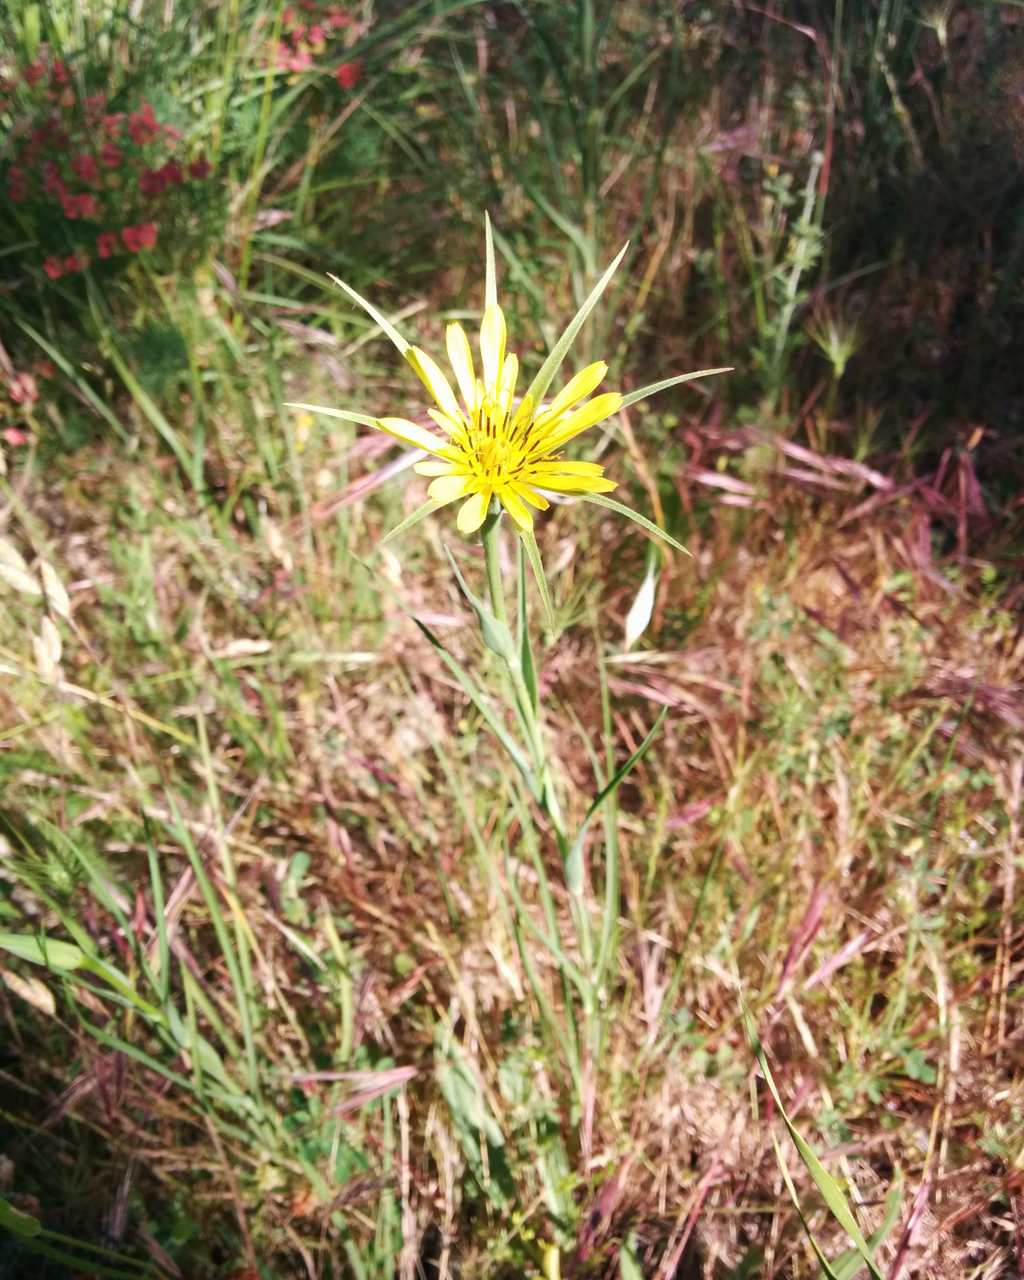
[290, 216, 730, 546]
[397, 313, 619, 534]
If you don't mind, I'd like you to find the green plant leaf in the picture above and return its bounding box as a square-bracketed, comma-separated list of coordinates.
[518, 526, 556, 633]
[443, 545, 516, 661]
[0, 932, 85, 971]
[619, 1233, 644, 1280]
[0, 1194, 41, 1238]
[565, 709, 667, 894]
[412, 618, 537, 797]
[517, 540, 539, 715]
[581, 493, 690, 554]
[746, 1013, 886, 1280]
[524, 242, 629, 410]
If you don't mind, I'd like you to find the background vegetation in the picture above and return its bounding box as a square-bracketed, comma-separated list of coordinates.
[1, 1, 1022, 1276]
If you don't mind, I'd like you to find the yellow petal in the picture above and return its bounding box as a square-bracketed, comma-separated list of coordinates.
[531, 474, 617, 494]
[375, 416, 457, 459]
[529, 460, 606, 476]
[414, 459, 457, 476]
[479, 304, 507, 397]
[498, 352, 519, 409]
[497, 485, 533, 529]
[446, 323, 478, 414]
[531, 392, 623, 452]
[429, 474, 473, 503]
[456, 490, 491, 534]
[510, 481, 550, 510]
[427, 408, 465, 438]
[535, 362, 608, 427]
[408, 347, 463, 423]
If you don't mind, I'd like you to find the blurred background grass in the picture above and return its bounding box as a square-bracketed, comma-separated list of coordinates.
[1, 1, 1023, 1276]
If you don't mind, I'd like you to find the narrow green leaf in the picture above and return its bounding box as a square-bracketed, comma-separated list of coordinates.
[0, 1194, 41, 1238]
[524, 242, 629, 410]
[772, 1133, 844, 1280]
[565, 709, 667, 894]
[328, 274, 411, 356]
[14, 319, 130, 443]
[484, 212, 498, 310]
[619, 1233, 644, 1280]
[746, 1014, 886, 1280]
[583, 708, 667, 830]
[379, 499, 445, 547]
[443, 545, 516, 661]
[0, 932, 84, 971]
[619, 367, 733, 411]
[518, 526, 555, 633]
[830, 1174, 904, 1279]
[581, 493, 690, 554]
[412, 618, 537, 796]
[516, 540, 539, 715]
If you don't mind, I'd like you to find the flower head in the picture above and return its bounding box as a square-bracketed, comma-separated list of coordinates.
[122, 221, 157, 252]
[400, 317, 620, 535]
[335, 59, 362, 89]
[290, 216, 730, 544]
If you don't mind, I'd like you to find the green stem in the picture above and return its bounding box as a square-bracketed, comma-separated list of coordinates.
[481, 512, 566, 842]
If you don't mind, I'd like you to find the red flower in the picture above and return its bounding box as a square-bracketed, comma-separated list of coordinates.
[128, 103, 158, 144]
[327, 9, 351, 28]
[50, 60, 70, 87]
[308, 24, 325, 45]
[139, 167, 166, 196]
[188, 155, 212, 180]
[24, 61, 45, 87]
[121, 222, 157, 252]
[2, 427, 32, 447]
[283, 6, 297, 23]
[101, 142, 123, 168]
[41, 160, 65, 196]
[103, 112, 124, 137]
[8, 166, 27, 203]
[42, 257, 64, 279]
[63, 253, 86, 273]
[159, 160, 183, 185]
[335, 59, 362, 90]
[96, 230, 118, 258]
[71, 153, 99, 183]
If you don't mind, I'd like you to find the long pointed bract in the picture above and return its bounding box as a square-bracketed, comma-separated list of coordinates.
[328, 273, 410, 356]
[620, 366, 734, 411]
[524, 241, 629, 411]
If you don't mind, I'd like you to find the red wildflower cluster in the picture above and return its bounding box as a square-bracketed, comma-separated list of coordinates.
[268, 2, 363, 88]
[3, 50, 215, 279]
